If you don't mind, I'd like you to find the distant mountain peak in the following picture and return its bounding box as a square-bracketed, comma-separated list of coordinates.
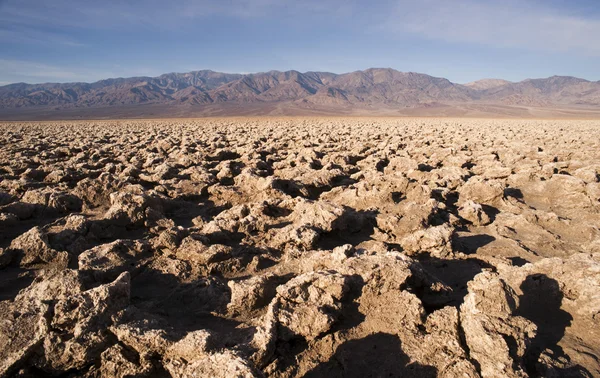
[0, 69, 598, 113]
[464, 79, 512, 90]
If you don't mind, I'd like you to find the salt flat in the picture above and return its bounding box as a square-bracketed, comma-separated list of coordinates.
[0, 118, 599, 377]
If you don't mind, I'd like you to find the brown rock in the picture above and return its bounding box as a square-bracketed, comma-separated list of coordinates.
[458, 200, 492, 226]
[460, 271, 536, 378]
[8, 227, 70, 268]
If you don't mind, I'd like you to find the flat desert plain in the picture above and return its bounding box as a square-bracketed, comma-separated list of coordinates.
[1, 117, 599, 377]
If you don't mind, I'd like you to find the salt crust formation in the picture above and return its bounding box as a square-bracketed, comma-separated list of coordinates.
[0, 118, 599, 377]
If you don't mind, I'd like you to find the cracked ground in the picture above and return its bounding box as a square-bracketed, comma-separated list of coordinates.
[1, 118, 599, 377]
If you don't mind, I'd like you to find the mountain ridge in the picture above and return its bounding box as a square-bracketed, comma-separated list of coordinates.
[1, 68, 600, 117]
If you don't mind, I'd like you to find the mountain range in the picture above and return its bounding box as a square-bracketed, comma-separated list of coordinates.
[1, 68, 600, 119]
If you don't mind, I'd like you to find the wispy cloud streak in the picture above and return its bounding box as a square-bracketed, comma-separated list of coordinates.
[0, 0, 356, 30]
[386, 0, 600, 55]
[0, 59, 161, 84]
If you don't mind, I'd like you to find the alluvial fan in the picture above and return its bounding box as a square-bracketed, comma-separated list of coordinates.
[0, 117, 599, 377]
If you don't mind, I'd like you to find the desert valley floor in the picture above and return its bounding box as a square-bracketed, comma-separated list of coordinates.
[0, 117, 599, 377]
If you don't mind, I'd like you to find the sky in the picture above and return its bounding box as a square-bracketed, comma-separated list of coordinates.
[0, 0, 599, 85]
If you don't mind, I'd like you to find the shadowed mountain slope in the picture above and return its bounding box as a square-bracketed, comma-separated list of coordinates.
[1, 69, 599, 117]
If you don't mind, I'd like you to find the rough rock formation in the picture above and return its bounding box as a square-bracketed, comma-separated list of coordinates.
[0, 118, 599, 377]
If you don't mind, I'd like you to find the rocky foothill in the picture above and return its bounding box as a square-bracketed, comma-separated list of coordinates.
[0, 117, 599, 377]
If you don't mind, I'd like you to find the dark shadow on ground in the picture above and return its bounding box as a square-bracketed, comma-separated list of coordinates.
[164, 198, 231, 228]
[516, 274, 591, 377]
[328, 274, 366, 333]
[131, 265, 236, 334]
[303, 332, 437, 378]
[391, 191, 405, 204]
[316, 208, 378, 250]
[272, 175, 357, 201]
[452, 233, 496, 254]
[481, 204, 500, 223]
[417, 255, 494, 309]
[376, 158, 389, 172]
[430, 189, 460, 226]
[508, 257, 529, 267]
[0, 209, 66, 249]
[272, 179, 306, 198]
[418, 163, 435, 172]
[0, 267, 35, 301]
[504, 187, 524, 200]
[207, 150, 241, 161]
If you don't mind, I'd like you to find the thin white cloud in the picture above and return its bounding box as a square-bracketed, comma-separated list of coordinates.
[0, 27, 85, 47]
[0, 59, 161, 84]
[0, 0, 355, 30]
[386, 0, 600, 55]
[2, 0, 599, 58]
[0, 59, 88, 81]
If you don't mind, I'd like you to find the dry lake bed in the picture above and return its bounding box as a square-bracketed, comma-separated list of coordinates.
[1, 118, 599, 377]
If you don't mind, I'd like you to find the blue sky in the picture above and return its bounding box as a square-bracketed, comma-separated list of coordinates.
[0, 0, 599, 85]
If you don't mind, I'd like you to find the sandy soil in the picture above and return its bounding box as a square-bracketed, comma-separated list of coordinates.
[3, 102, 600, 121]
[0, 117, 599, 377]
